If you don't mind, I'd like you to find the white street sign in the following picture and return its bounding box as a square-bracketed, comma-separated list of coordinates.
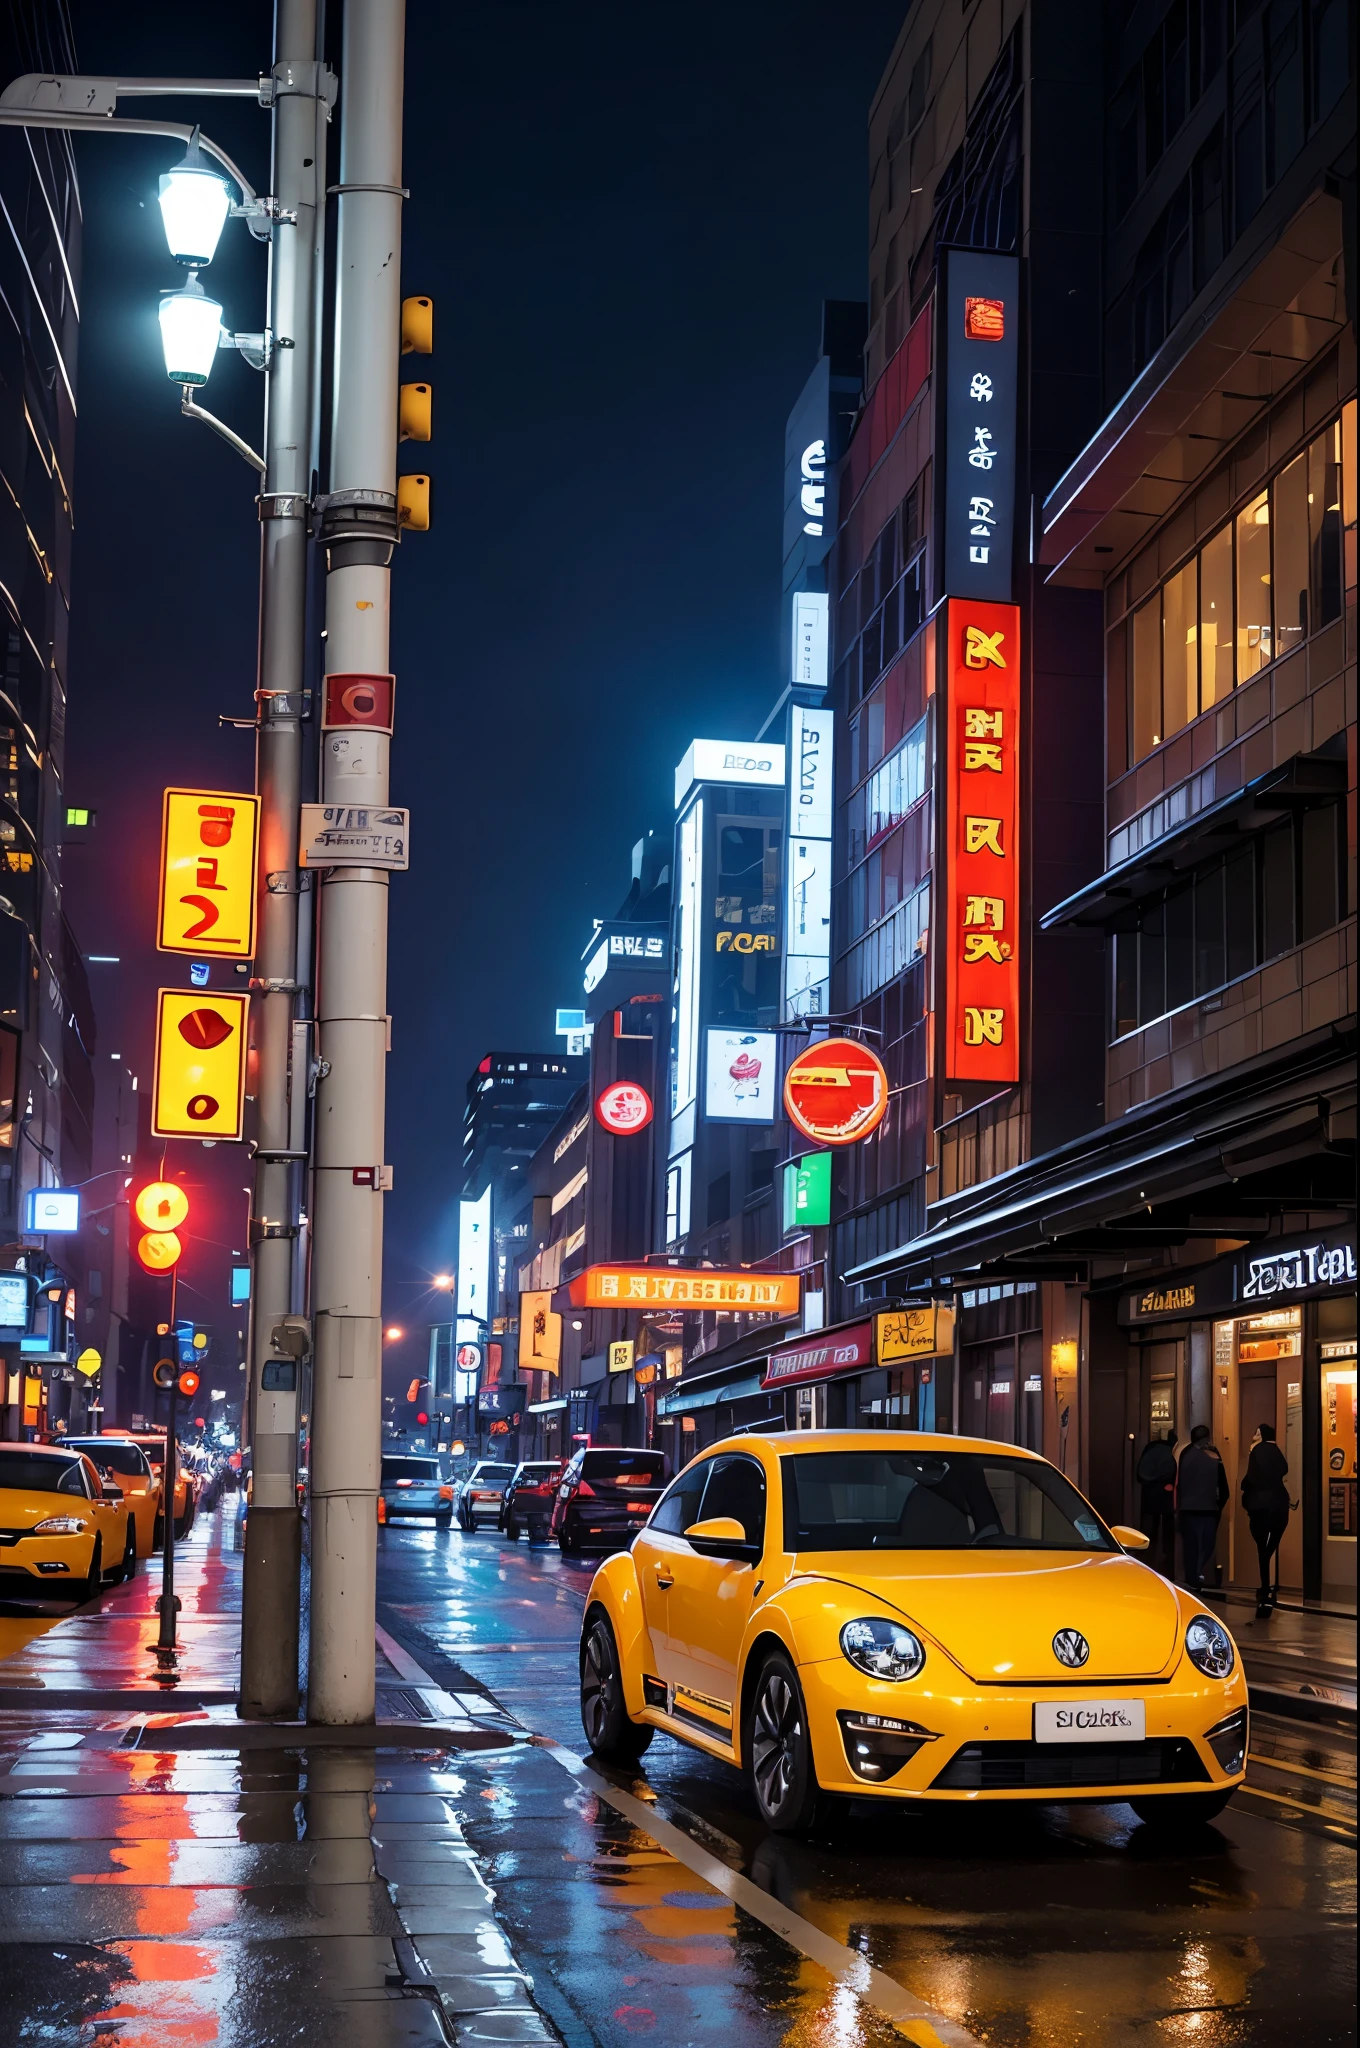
[300, 805, 409, 869]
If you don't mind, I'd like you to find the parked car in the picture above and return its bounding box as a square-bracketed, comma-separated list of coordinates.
[125, 1432, 196, 1540]
[62, 1437, 159, 1558]
[0, 1443, 136, 1599]
[500, 1459, 568, 1541]
[579, 1431, 1249, 1838]
[379, 1454, 454, 1525]
[453, 1460, 517, 1531]
[551, 1447, 668, 1556]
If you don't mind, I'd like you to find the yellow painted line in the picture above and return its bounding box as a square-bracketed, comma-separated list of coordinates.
[1239, 1780, 1356, 1826]
[1249, 1751, 1357, 1792]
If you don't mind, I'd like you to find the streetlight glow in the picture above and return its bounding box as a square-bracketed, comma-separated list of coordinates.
[384, 1325, 404, 1341]
[432, 1273, 453, 1290]
[159, 274, 223, 387]
[158, 143, 233, 268]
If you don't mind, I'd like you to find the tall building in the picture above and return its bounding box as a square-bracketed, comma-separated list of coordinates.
[0, 4, 99, 1439]
[846, 0, 1355, 1609]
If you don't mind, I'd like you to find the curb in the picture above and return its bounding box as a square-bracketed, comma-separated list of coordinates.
[1248, 1679, 1357, 1728]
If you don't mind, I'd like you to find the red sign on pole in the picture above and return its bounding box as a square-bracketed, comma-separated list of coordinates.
[322, 672, 395, 732]
[595, 1081, 653, 1135]
[944, 598, 1021, 1083]
[782, 1037, 888, 1147]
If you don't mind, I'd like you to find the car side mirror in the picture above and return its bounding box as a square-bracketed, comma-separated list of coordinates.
[684, 1516, 759, 1562]
[101, 1485, 123, 1504]
[1110, 1523, 1150, 1552]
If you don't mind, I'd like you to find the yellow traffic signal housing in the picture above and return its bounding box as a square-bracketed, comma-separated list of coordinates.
[152, 988, 250, 1140]
[399, 381, 432, 442]
[397, 474, 430, 531]
[401, 295, 433, 354]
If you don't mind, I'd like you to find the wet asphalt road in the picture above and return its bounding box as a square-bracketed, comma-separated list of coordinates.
[374, 1516, 1357, 2048]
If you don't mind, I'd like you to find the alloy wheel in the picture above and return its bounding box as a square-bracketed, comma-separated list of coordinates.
[580, 1622, 618, 1749]
[751, 1668, 801, 1818]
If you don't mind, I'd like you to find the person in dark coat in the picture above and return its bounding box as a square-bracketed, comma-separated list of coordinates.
[1176, 1423, 1229, 1592]
[1136, 1430, 1177, 1573]
[1241, 1422, 1291, 1615]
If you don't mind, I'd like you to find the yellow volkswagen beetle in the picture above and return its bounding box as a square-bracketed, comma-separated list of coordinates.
[579, 1432, 1247, 1835]
[0, 1442, 136, 1598]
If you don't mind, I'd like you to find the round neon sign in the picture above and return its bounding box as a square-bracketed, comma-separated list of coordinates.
[783, 1037, 888, 1147]
[595, 1081, 654, 1136]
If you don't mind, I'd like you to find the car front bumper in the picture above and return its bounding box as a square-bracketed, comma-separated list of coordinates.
[798, 1654, 1249, 1802]
[0, 1530, 99, 1585]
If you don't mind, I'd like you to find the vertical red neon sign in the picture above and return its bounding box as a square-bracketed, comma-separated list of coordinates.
[945, 598, 1021, 1084]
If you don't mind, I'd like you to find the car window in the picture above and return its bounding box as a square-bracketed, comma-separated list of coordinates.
[67, 1441, 149, 1478]
[0, 1453, 86, 1495]
[698, 1454, 766, 1547]
[649, 1460, 712, 1535]
[581, 1451, 666, 1486]
[382, 1458, 439, 1482]
[471, 1464, 515, 1482]
[780, 1449, 1115, 1552]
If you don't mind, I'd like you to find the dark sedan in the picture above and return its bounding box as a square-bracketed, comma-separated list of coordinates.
[550, 1447, 668, 1556]
[500, 1459, 567, 1541]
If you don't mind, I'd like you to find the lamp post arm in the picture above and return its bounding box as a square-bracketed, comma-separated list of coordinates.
[0, 105, 260, 205]
[180, 389, 266, 474]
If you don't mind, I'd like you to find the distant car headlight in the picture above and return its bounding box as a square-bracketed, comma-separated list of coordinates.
[840, 1616, 926, 1682]
[1185, 1615, 1235, 1678]
[34, 1516, 87, 1535]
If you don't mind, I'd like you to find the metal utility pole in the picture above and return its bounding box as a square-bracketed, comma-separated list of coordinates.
[308, 0, 405, 1724]
[239, 0, 328, 1720]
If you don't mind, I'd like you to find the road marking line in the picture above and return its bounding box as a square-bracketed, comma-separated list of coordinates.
[1239, 1780, 1356, 1825]
[375, 1624, 981, 2046]
[1248, 1752, 1357, 1791]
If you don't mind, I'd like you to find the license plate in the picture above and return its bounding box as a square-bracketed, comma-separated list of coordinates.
[1034, 1699, 1145, 1743]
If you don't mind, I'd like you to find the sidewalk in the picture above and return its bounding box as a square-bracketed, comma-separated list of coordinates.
[1202, 1588, 1357, 1724]
[0, 1504, 558, 2048]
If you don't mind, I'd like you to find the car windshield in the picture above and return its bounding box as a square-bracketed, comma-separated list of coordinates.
[781, 1450, 1115, 1552]
[582, 1452, 666, 1486]
[471, 1465, 515, 1482]
[0, 1453, 86, 1496]
[382, 1459, 439, 1482]
[67, 1441, 147, 1477]
[516, 1464, 559, 1480]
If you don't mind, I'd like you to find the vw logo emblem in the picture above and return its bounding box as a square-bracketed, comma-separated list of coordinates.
[1052, 1628, 1090, 1668]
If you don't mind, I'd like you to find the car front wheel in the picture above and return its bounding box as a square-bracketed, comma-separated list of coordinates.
[580, 1612, 652, 1760]
[747, 1650, 826, 1835]
[1130, 1790, 1234, 1830]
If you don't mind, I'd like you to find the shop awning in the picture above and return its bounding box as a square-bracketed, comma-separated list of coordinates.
[845, 1026, 1355, 1290]
[657, 1373, 765, 1418]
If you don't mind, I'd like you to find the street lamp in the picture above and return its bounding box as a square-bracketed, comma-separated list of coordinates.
[158, 273, 223, 387]
[158, 137, 233, 268]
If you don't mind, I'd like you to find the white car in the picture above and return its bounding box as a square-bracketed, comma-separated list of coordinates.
[454, 1459, 517, 1531]
[380, 1454, 453, 1524]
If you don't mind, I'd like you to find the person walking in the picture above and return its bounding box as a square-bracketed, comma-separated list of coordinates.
[1241, 1422, 1291, 1617]
[1176, 1423, 1229, 1593]
[1135, 1430, 1178, 1574]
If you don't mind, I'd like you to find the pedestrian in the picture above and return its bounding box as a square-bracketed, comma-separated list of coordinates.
[1241, 1422, 1291, 1617]
[1135, 1429, 1177, 1573]
[1176, 1423, 1229, 1593]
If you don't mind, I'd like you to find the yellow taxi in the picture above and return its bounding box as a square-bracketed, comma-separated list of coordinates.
[126, 1431, 195, 1539]
[63, 1437, 160, 1558]
[0, 1441, 136, 1598]
[579, 1432, 1248, 1836]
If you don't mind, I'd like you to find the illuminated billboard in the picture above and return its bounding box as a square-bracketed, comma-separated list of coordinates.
[158, 788, 259, 958]
[568, 1265, 801, 1314]
[674, 739, 785, 811]
[704, 1028, 777, 1123]
[457, 1187, 492, 1328]
[943, 599, 1021, 1084]
[152, 989, 250, 1140]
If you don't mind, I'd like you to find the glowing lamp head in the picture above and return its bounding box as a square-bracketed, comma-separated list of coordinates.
[137, 1229, 183, 1274]
[158, 143, 232, 267]
[134, 1181, 189, 1232]
[158, 272, 223, 387]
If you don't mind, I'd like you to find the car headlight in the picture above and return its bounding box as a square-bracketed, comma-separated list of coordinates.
[34, 1516, 87, 1535]
[840, 1616, 926, 1682]
[1185, 1614, 1235, 1679]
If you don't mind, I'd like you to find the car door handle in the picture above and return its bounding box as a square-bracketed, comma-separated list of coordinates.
[654, 1567, 674, 1589]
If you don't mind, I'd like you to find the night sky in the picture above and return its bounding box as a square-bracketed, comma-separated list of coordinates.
[61, 1, 904, 1361]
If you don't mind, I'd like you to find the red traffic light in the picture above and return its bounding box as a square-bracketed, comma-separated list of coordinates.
[178, 1369, 201, 1400]
[416, 1411, 428, 1425]
[406, 1379, 421, 1403]
[194, 1417, 206, 1430]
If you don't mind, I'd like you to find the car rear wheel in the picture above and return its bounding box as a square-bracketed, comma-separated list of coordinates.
[504, 1514, 521, 1541]
[435, 1509, 452, 1528]
[1130, 1790, 1234, 1830]
[580, 1612, 653, 1761]
[558, 1527, 581, 1556]
[747, 1650, 827, 1835]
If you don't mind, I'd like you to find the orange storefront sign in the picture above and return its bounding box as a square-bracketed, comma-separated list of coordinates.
[783, 1036, 888, 1147]
[158, 788, 259, 958]
[568, 1265, 801, 1314]
[945, 599, 1021, 1083]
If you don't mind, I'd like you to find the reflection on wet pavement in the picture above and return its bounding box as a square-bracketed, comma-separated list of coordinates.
[376, 1520, 1357, 2048]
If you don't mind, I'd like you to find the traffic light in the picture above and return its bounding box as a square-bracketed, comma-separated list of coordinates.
[134, 1181, 189, 1275]
[152, 1357, 178, 1389]
[398, 294, 432, 531]
[178, 1369, 201, 1400]
[416, 1410, 428, 1426]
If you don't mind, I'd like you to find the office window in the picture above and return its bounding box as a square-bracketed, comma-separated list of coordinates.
[1131, 595, 1162, 757]
[1199, 522, 1234, 705]
[1162, 558, 1198, 737]
[1272, 450, 1310, 653]
[1236, 489, 1272, 678]
[1309, 419, 1344, 627]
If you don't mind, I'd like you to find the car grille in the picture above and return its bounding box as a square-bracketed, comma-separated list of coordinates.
[931, 1738, 1209, 1792]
